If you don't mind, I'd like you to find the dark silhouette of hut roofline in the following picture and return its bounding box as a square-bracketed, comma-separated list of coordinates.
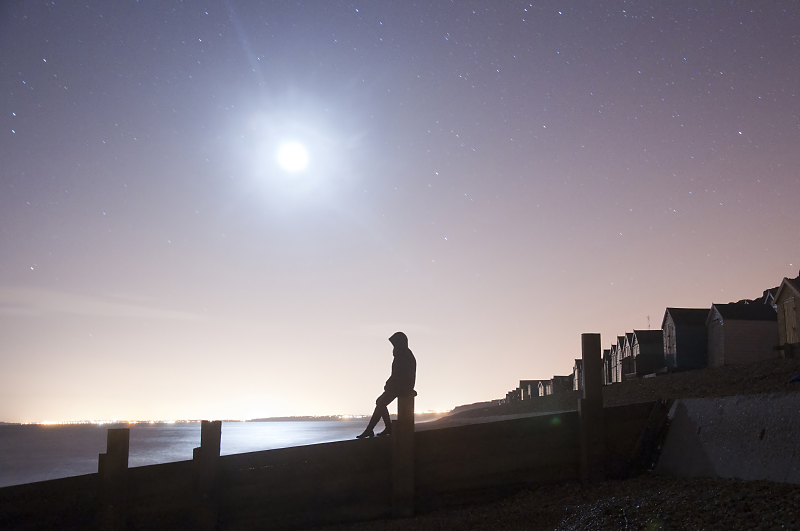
[505, 273, 793, 400]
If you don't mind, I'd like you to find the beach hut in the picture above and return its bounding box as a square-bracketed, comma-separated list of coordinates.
[706, 299, 778, 367]
[662, 308, 709, 371]
[505, 389, 523, 402]
[519, 379, 548, 400]
[632, 330, 665, 376]
[775, 273, 800, 357]
[572, 359, 583, 391]
[621, 332, 636, 379]
[609, 344, 620, 383]
[614, 336, 626, 382]
[551, 375, 573, 395]
[603, 349, 612, 385]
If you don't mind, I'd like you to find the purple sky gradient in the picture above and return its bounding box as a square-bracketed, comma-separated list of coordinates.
[1, 1, 798, 422]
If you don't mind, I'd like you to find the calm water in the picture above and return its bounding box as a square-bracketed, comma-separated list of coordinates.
[0, 420, 368, 488]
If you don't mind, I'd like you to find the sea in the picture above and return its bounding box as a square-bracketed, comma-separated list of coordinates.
[0, 420, 369, 488]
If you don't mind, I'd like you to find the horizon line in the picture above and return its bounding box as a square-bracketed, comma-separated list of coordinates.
[1, 410, 451, 426]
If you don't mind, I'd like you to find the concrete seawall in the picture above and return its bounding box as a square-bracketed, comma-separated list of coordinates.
[655, 392, 800, 484]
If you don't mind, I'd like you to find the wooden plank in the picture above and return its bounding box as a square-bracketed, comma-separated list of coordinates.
[0, 474, 98, 531]
[220, 436, 390, 473]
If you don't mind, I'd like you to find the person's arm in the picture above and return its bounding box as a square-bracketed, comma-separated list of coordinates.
[384, 357, 400, 391]
[385, 354, 415, 392]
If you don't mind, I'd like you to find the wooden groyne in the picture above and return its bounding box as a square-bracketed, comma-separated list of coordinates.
[0, 335, 667, 530]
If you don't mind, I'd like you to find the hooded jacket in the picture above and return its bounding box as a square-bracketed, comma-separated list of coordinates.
[384, 332, 416, 394]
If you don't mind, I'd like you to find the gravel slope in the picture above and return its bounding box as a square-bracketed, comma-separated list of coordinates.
[322, 475, 800, 531]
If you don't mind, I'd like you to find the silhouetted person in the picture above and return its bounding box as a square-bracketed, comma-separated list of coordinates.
[357, 332, 416, 438]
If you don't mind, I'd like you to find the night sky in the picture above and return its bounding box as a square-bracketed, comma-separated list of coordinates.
[1, 1, 799, 423]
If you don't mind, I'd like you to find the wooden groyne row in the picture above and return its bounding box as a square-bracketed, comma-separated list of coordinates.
[0, 335, 668, 530]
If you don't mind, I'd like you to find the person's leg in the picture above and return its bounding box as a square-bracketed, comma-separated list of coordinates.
[357, 391, 395, 438]
[377, 406, 391, 435]
[358, 404, 383, 437]
[376, 391, 397, 436]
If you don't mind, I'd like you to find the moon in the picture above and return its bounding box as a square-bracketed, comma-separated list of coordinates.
[276, 142, 309, 172]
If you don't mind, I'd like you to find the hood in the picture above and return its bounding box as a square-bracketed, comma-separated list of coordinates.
[389, 331, 408, 349]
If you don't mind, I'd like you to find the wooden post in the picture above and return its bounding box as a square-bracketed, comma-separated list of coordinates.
[578, 333, 605, 482]
[392, 391, 416, 518]
[193, 420, 222, 530]
[98, 427, 129, 531]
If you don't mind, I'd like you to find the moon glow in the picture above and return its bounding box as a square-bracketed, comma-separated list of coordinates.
[277, 142, 309, 172]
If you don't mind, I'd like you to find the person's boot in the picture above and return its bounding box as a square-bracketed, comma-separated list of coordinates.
[376, 427, 392, 437]
[356, 429, 374, 439]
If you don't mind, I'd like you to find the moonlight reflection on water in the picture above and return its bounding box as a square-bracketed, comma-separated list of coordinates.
[0, 420, 366, 488]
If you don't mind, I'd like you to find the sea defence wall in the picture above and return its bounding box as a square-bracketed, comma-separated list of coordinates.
[0, 406, 659, 531]
[655, 392, 800, 484]
[0, 335, 663, 530]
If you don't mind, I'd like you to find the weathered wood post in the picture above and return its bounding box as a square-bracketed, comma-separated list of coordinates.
[98, 427, 130, 531]
[578, 333, 605, 482]
[392, 391, 416, 518]
[193, 420, 222, 530]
